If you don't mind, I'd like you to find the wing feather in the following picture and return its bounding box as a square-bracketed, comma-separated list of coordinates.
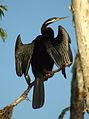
[45, 25, 73, 68]
[15, 35, 34, 77]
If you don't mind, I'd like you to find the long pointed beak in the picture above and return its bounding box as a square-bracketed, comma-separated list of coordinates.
[54, 16, 69, 21]
[47, 16, 69, 24]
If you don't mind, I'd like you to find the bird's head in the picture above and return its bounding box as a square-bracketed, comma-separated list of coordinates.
[41, 16, 68, 35]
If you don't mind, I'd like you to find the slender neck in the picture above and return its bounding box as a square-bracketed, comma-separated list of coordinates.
[41, 26, 54, 39]
[41, 22, 48, 34]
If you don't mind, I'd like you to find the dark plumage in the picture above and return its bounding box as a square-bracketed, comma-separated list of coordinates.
[15, 17, 73, 109]
[15, 35, 34, 85]
[31, 35, 54, 109]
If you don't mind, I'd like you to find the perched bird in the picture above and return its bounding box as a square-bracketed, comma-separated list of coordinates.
[31, 17, 73, 109]
[15, 17, 73, 109]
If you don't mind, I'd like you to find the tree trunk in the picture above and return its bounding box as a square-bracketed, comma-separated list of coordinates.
[70, 0, 89, 118]
[70, 53, 84, 119]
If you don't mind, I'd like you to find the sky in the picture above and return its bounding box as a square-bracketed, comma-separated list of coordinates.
[0, 0, 83, 119]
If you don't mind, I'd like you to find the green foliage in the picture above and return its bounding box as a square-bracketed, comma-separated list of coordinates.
[0, 5, 8, 41]
[0, 28, 7, 41]
[0, 5, 7, 19]
[0, 5, 8, 11]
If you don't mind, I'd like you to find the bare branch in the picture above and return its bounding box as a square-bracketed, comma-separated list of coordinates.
[58, 107, 70, 119]
[0, 66, 64, 119]
[11, 67, 64, 107]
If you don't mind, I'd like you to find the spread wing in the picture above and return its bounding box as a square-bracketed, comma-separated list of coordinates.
[15, 34, 34, 77]
[45, 25, 73, 69]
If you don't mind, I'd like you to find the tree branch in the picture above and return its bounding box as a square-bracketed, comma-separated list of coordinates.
[0, 67, 64, 119]
[58, 107, 70, 119]
[11, 67, 65, 107]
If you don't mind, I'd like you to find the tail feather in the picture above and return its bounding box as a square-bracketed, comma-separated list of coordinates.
[32, 78, 44, 109]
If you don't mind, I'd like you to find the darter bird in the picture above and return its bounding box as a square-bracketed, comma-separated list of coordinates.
[15, 17, 73, 109]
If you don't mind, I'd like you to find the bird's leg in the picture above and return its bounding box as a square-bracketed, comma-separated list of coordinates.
[24, 74, 31, 86]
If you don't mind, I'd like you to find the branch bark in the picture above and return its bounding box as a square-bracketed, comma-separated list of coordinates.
[70, 0, 89, 118]
[0, 67, 63, 119]
[70, 53, 84, 119]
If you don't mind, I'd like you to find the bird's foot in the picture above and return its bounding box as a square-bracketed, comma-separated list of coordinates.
[45, 71, 54, 78]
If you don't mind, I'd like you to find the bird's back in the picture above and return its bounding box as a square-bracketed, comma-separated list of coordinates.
[31, 35, 54, 77]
